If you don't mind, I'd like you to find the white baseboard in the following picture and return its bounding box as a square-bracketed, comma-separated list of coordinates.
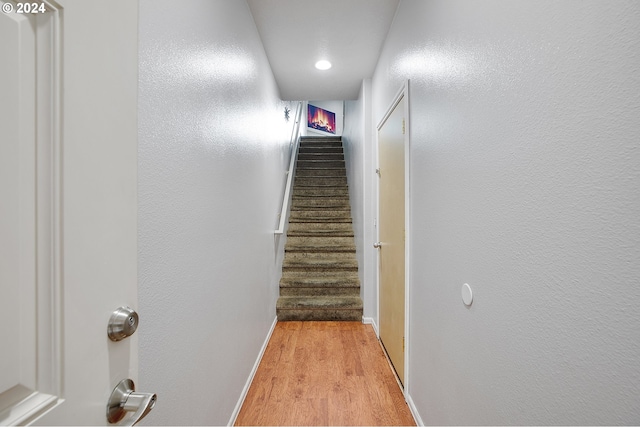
[362, 316, 379, 337]
[227, 316, 278, 426]
[405, 393, 424, 426]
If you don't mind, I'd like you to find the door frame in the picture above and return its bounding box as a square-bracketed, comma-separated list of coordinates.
[375, 80, 411, 393]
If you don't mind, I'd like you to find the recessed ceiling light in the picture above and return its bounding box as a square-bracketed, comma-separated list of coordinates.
[315, 60, 332, 70]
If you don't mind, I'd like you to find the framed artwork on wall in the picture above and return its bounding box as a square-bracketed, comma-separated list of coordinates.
[307, 104, 336, 134]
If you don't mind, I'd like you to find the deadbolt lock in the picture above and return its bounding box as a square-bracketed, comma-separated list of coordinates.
[108, 306, 139, 341]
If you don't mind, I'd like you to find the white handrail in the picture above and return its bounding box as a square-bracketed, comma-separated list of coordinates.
[275, 102, 303, 234]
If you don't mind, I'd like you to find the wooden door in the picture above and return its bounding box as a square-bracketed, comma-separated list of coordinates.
[377, 94, 406, 385]
[0, 1, 141, 424]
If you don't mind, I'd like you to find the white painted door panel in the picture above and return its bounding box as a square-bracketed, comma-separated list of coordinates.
[0, 6, 53, 424]
[0, 1, 140, 425]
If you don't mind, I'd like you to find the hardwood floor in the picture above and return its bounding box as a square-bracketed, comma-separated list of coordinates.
[235, 321, 415, 426]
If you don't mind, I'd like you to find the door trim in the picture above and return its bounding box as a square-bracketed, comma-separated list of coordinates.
[375, 80, 411, 394]
[35, 1, 63, 400]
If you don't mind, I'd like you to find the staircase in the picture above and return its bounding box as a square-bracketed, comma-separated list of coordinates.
[276, 136, 363, 321]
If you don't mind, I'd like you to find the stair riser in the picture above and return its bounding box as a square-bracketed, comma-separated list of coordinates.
[295, 169, 346, 177]
[292, 189, 348, 197]
[283, 260, 358, 270]
[285, 249, 355, 254]
[291, 198, 350, 205]
[280, 287, 360, 295]
[291, 202, 351, 210]
[289, 219, 353, 224]
[279, 287, 360, 297]
[287, 229, 355, 239]
[295, 177, 348, 186]
[299, 147, 343, 154]
[287, 232, 355, 239]
[282, 266, 358, 273]
[299, 145, 343, 150]
[283, 251, 357, 260]
[276, 295, 362, 310]
[293, 188, 349, 197]
[281, 268, 360, 277]
[277, 309, 362, 322]
[298, 154, 344, 161]
[300, 140, 342, 144]
[300, 137, 342, 141]
[277, 295, 363, 308]
[286, 247, 355, 253]
[300, 137, 342, 142]
[290, 209, 351, 217]
[291, 196, 350, 204]
[287, 232, 354, 239]
[289, 222, 353, 229]
[288, 223, 353, 232]
[297, 160, 345, 169]
[286, 236, 355, 248]
[289, 210, 352, 220]
[280, 278, 360, 287]
[300, 140, 342, 146]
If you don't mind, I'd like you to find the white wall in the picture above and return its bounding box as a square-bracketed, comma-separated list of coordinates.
[343, 80, 377, 321]
[371, 0, 640, 424]
[138, 1, 293, 424]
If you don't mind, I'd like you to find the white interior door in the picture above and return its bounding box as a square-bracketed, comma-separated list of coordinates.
[0, 1, 142, 424]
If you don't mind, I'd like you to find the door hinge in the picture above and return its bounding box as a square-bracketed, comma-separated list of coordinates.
[403, 336, 405, 352]
[375, 168, 381, 177]
[402, 119, 405, 135]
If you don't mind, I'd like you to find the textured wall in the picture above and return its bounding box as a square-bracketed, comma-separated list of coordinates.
[138, 1, 293, 424]
[371, 0, 640, 424]
[344, 80, 377, 321]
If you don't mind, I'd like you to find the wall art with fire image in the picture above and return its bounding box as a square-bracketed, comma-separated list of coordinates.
[307, 104, 336, 134]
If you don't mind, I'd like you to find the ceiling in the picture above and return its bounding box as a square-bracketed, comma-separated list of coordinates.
[247, 0, 400, 101]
